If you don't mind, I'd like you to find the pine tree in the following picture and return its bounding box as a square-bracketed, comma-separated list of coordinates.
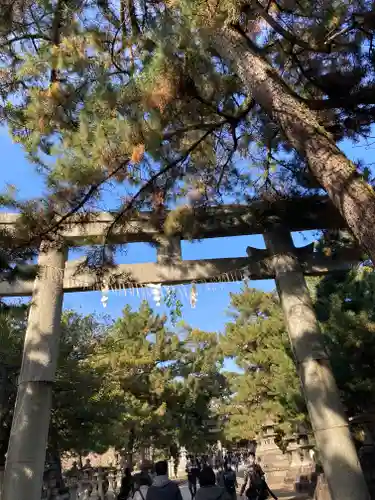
[219, 286, 306, 442]
[49, 311, 120, 458]
[1, 0, 375, 265]
[314, 266, 375, 419]
[221, 271, 375, 444]
[0, 308, 120, 462]
[88, 302, 224, 458]
[0, 305, 27, 466]
[175, 325, 228, 451]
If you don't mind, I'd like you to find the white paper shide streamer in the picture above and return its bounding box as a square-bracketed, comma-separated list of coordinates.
[147, 283, 162, 306]
[101, 279, 109, 308]
[243, 268, 250, 285]
[88, 265, 252, 309]
[190, 283, 198, 308]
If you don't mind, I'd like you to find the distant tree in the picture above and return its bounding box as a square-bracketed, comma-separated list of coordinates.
[89, 303, 225, 459]
[220, 268, 375, 444]
[314, 265, 375, 419]
[219, 287, 306, 442]
[175, 325, 228, 452]
[0, 308, 119, 466]
[49, 311, 120, 460]
[0, 305, 27, 466]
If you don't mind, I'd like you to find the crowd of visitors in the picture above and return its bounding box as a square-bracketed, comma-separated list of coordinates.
[117, 460, 183, 500]
[116, 452, 277, 500]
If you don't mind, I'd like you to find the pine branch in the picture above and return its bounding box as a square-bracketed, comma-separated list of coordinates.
[13, 161, 130, 250]
[50, 0, 63, 84]
[216, 125, 238, 192]
[0, 33, 51, 47]
[103, 125, 222, 245]
[248, 1, 332, 53]
[306, 85, 375, 110]
[163, 121, 226, 140]
[192, 87, 255, 125]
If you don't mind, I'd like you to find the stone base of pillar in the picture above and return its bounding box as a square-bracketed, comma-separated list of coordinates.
[358, 444, 375, 497]
[284, 463, 316, 493]
[313, 474, 332, 500]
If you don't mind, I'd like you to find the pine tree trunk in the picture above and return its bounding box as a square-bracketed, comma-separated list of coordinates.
[264, 227, 370, 500]
[2, 244, 66, 500]
[213, 26, 375, 262]
[0, 364, 8, 488]
[127, 427, 135, 469]
[48, 427, 65, 490]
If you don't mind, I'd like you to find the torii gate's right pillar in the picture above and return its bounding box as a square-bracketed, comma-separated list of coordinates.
[264, 227, 369, 500]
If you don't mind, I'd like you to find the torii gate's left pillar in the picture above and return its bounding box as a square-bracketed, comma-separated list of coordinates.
[2, 242, 67, 500]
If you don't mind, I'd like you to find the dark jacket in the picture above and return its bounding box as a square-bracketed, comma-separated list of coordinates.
[222, 469, 237, 493]
[196, 486, 232, 500]
[118, 476, 134, 500]
[240, 465, 264, 496]
[146, 476, 183, 500]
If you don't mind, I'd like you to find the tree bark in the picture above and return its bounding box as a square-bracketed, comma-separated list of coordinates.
[264, 227, 370, 500]
[212, 26, 375, 262]
[47, 426, 65, 490]
[127, 427, 135, 469]
[2, 244, 66, 500]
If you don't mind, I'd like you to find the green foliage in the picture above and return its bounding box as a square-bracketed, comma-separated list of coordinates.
[176, 325, 228, 450]
[50, 311, 119, 456]
[88, 302, 225, 456]
[219, 286, 306, 442]
[0, 305, 27, 464]
[88, 302, 182, 455]
[0, 307, 121, 457]
[221, 268, 375, 445]
[314, 266, 375, 417]
[0, 301, 224, 459]
[164, 288, 183, 326]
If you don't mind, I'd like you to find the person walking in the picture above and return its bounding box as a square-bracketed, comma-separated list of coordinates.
[133, 475, 150, 500]
[118, 468, 134, 500]
[186, 456, 201, 499]
[222, 463, 237, 500]
[146, 461, 183, 500]
[133, 466, 153, 491]
[239, 453, 277, 500]
[196, 467, 231, 500]
[216, 464, 224, 487]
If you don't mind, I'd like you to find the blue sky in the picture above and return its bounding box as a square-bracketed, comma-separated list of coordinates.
[1, 127, 373, 363]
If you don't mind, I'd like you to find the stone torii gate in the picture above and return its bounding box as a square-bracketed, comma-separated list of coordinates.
[0, 196, 370, 500]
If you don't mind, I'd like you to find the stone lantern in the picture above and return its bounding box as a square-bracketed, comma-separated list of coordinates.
[255, 419, 290, 488]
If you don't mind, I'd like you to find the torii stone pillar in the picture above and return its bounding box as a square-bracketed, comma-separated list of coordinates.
[263, 228, 369, 500]
[2, 243, 67, 500]
[156, 236, 182, 264]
